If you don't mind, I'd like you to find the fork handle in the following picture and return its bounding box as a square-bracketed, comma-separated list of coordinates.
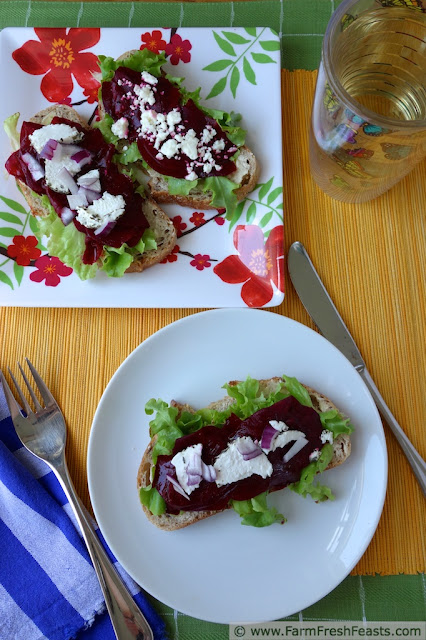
[54, 458, 154, 640]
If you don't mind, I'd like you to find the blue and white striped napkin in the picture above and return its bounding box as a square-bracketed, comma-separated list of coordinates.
[0, 381, 168, 640]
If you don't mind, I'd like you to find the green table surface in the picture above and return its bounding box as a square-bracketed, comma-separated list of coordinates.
[0, 1, 424, 637]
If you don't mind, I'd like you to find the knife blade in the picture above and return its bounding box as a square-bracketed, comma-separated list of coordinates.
[288, 241, 426, 496]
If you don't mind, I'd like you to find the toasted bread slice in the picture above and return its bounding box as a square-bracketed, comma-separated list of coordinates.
[137, 378, 351, 531]
[98, 51, 260, 210]
[13, 105, 177, 274]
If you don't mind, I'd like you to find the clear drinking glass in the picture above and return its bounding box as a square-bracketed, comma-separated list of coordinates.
[309, 0, 426, 203]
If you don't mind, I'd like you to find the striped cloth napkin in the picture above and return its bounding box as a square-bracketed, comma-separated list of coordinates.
[0, 381, 168, 640]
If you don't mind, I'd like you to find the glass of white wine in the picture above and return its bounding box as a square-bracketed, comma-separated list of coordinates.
[309, 0, 426, 203]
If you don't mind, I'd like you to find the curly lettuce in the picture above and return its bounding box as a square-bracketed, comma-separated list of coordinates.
[95, 49, 247, 220]
[142, 375, 354, 526]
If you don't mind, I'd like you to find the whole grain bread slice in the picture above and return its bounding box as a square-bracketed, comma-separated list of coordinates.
[137, 377, 352, 531]
[13, 105, 177, 273]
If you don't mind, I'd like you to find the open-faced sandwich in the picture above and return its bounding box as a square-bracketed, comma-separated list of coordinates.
[4, 105, 176, 280]
[96, 49, 259, 219]
[138, 375, 354, 530]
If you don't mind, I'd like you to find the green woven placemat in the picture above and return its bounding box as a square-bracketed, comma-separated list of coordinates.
[0, 0, 345, 69]
[151, 575, 426, 638]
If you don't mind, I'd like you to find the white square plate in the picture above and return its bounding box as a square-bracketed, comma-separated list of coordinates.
[0, 27, 283, 307]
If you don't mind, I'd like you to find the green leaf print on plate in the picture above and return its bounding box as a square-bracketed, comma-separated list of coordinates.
[204, 28, 279, 100]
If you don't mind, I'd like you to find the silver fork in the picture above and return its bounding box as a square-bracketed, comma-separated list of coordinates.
[0, 360, 153, 640]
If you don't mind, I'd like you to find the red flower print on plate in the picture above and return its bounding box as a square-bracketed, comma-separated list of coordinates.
[30, 256, 73, 287]
[161, 244, 180, 264]
[190, 254, 212, 271]
[165, 34, 192, 65]
[214, 225, 284, 307]
[140, 30, 167, 54]
[215, 216, 226, 226]
[12, 28, 101, 103]
[190, 212, 205, 227]
[172, 215, 187, 237]
[7, 235, 41, 266]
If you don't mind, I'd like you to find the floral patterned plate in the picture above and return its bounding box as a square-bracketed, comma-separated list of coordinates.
[0, 27, 283, 308]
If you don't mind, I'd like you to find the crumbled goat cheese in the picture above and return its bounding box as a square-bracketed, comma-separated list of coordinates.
[309, 449, 321, 462]
[263, 429, 306, 454]
[214, 437, 272, 487]
[171, 443, 203, 495]
[29, 124, 83, 154]
[44, 156, 80, 193]
[185, 171, 198, 181]
[160, 139, 179, 159]
[134, 84, 156, 106]
[180, 129, 199, 160]
[141, 71, 158, 85]
[212, 139, 225, 152]
[269, 420, 289, 432]
[111, 117, 129, 139]
[76, 192, 125, 230]
[320, 430, 334, 445]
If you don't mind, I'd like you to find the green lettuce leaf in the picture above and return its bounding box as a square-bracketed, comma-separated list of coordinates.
[102, 229, 157, 278]
[231, 491, 286, 527]
[98, 49, 166, 83]
[4, 113, 20, 151]
[35, 196, 99, 280]
[289, 444, 335, 501]
[139, 485, 166, 515]
[93, 113, 119, 145]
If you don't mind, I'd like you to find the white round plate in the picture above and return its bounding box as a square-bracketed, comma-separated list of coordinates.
[87, 309, 387, 624]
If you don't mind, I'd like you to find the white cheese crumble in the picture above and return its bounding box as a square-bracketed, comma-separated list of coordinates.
[141, 71, 158, 85]
[265, 430, 307, 454]
[29, 124, 83, 154]
[44, 156, 80, 193]
[320, 430, 334, 445]
[213, 437, 273, 488]
[269, 420, 289, 432]
[309, 449, 321, 462]
[160, 138, 179, 159]
[171, 443, 203, 495]
[76, 192, 125, 230]
[111, 117, 129, 139]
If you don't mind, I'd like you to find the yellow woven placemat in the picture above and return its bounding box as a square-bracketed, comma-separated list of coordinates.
[0, 70, 424, 576]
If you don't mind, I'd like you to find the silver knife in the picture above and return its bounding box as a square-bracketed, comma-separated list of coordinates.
[288, 241, 426, 496]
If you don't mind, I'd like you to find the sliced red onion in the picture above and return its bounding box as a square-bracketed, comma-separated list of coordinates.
[58, 167, 78, 194]
[94, 219, 117, 237]
[186, 448, 202, 476]
[166, 475, 190, 500]
[201, 462, 216, 483]
[39, 139, 58, 161]
[61, 207, 75, 226]
[187, 473, 202, 487]
[79, 186, 102, 204]
[77, 171, 101, 191]
[261, 424, 280, 451]
[22, 153, 44, 181]
[71, 148, 92, 168]
[67, 191, 88, 210]
[283, 437, 308, 463]
[236, 438, 262, 461]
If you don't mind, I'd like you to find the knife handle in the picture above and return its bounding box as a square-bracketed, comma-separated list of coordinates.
[360, 368, 426, 497]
